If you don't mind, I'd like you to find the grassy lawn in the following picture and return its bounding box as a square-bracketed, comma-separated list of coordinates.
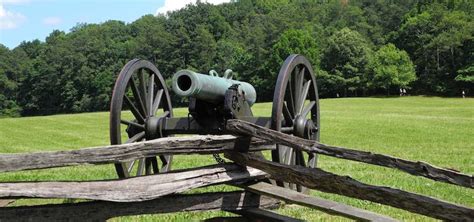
[0, 96, 472, 221]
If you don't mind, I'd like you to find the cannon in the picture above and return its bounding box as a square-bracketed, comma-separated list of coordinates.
[109, 54, 320, 191]
[172, 69, 257, 106]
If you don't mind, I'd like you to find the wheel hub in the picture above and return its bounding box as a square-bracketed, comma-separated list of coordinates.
[293, 115, 317, 140]
[145, 116, 162, 140]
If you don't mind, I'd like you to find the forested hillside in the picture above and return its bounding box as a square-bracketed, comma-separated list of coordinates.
[0, 0, 473, 116]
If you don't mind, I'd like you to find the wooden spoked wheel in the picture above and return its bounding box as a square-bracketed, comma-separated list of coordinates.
[271, 54, 320, 192]
[110, 59, 173, 178]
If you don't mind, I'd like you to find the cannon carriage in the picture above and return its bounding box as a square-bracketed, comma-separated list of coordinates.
[110, 54, 320, 191]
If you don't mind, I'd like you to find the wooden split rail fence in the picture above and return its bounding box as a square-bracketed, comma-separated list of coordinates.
[0, 119, 472, 221]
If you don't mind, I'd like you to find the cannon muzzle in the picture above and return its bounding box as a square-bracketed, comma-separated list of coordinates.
[172, 70, 256, 106]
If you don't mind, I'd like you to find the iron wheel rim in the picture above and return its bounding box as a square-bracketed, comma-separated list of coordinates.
[271, 54, 320, 192]
[110, 59, 173, 178]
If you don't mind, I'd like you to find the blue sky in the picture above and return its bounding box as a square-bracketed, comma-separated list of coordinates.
[0, 0, 230, 49]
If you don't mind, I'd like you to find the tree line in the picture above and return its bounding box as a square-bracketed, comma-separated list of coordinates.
[0, 0, 473, 117]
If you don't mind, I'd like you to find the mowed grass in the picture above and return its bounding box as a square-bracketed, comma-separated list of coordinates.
[0, 96, 472, 221]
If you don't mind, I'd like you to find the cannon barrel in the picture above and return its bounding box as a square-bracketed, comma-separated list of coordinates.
[172, 70, 257, 106]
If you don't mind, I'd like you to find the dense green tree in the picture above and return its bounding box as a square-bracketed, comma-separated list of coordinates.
[0, 0, 472, 117]
[320, 28, 373, 96]
[456, 38, 474, 93]
[456, 67, 474, 83]
[265, 29, 320, 97]
[369, 44, 416, 94]
[129, 15, 177, 78]
[316, 69, 345, 98]
[231, 14, 275, 100]
[270, 29, 319, 70]
[214, 39, 251, 75]
[397, 4, 474, 95]
[189, 25, 217, 72]
[0, 45, 21, 116]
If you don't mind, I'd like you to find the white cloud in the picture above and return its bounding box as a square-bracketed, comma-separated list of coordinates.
[0, 3, 26, 29]
[0, 0, 30, 4]
[42, 16, 61, 26]
[156, 0, 231, 15]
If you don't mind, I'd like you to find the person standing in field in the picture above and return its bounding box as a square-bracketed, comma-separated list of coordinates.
[462, 90, 465, 98]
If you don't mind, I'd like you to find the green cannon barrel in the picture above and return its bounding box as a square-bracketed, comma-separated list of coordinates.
[172, 70, 257, 106]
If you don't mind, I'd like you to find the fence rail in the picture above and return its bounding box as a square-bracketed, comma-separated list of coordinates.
[0, 191, 279, 221]
[0, 120, 472, 221]
[226, 151, 473, 221]
[227, 119, 473, 188]
[0, 164, 266, 202]
[0, 135, 272, 173]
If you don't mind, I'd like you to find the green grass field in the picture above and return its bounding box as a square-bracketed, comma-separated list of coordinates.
[0, 96, 472, 221]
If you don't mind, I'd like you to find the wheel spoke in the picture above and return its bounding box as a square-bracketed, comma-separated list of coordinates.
[138, 69, 149, 115]
[160, 155, 168, 165]
[283, 102, 293, 127]
[151, 157, 160, 173]
[148, 74, 155, 117]
[152, 89, 163, 115]
[145, 158, 151, 175]
[127, 139, 145, 174]
[308, 153, 317, 168]
[301, 101, 316, 118]
[294, 67, 305, 115]
[284, 148, 294, 165]
[289, 150, 298, 190]
[298, 80, 312, 114]
[123, 96, 145, 123]
[294, 68, 301, 103]
[145, 157, 158, 174]
[136, 158, 145, 176]
[160, 155, 171, 172]
[128, 160, 136, 172]
[129, 78, 147, 117]
[299, 67, 306, 85]
[282, 148, 295, 190]
[160, 110, 170, 118]
[120, 119, 144, 130]
[125, 131, 145, 143]
[286, 76, 295, 116]
[295, 151, 306, 167]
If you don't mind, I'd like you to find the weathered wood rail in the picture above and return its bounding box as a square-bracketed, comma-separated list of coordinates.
[0, 191, 280, 221]
[0, 135, 272, 173]
[227, 119, 473, 188]
[226, 152, 474, 221]
[0, 164, 266, 202]
[0, 120, 472, 221]
[234, 182, 398, 222]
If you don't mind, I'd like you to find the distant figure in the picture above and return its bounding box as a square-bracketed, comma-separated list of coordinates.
[403, 88, 407, 96]
[336, 93, 339, 98]
[400, 88, 403, 96]
[462, 90, 465, 99]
